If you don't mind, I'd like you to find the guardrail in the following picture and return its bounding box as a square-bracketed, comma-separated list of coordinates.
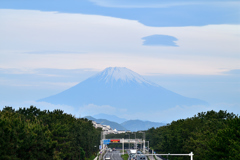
[94, 148, 106, 160]
[144, 152, 194, 160]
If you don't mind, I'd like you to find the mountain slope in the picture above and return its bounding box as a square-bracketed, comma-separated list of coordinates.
[84, 116, 165, 132]
[38, 67, 208, 112]
[84, 116, 126, 130]
[121, 120, 165, 132]
[92, 113, 127, 124]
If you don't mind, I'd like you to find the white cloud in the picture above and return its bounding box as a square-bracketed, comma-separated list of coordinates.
[0, 9, 239, 76]
[0, 100, 75, 114]
[89, 0, 240, 8]
[76, 104, 126, 117]
[1, 100, 239, 123]
[0, 52, 238, 76]
[120, 103, 240, 123]
[0, 76, 78, 88]
[0, 9, 239, 123]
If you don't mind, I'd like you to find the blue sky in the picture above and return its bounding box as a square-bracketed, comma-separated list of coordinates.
[0, 0, 239, 122]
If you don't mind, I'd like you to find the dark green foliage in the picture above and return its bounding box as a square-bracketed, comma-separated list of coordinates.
[121, 154, 129, 160]
[0, 106, 101, 160]
[0, 110, 55, 160]
[146, 110, 240, 160]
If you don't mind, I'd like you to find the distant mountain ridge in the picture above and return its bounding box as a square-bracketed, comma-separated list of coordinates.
[84, 115, 166, 131]
[92, 113, 127, 124]
[121, 120, 165, 132]
[38, 67, 208, 113]
[84, 116, 126, 131]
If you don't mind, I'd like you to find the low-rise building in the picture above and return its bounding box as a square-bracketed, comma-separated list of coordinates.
[91, 120, 128, 135]
[117, 130, 126, 134]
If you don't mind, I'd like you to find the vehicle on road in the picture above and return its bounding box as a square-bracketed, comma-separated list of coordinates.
[136, 155, 146, 160]
[130, 150, 137, 154]
[130, 154, 137, 160]
[113, 148, 116, 151]
[105, 155, 111, 160]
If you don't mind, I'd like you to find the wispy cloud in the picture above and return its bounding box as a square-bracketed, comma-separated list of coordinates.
[0, 68, 98, 89]
[0, 9, 239, 76]
[25, 50, 86, 54]
[0, 101, 75, 115]
[1, 101, 239, 123]
[121, 103, 240, 123]
[89, 0, 240, 8]
[0, 68, 98, 76]
[76, 104, 128, 117]
[223, 69, 240, 75]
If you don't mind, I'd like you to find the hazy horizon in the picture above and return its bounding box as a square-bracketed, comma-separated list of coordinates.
[0, 0, 239, 123]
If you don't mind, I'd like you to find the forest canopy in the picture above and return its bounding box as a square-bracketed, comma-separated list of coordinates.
[1, 106, 239, 160]
[0, 106, 101, 160]
[146, 110, 240, 160]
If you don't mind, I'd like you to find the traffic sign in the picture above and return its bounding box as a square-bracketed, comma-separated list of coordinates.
[103, 139, 110, 144]
[111, 139, 120, 143]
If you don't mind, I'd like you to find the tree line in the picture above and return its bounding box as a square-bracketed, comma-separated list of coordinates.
[0, 106, 101, 160]
[145, 110, 240, 160]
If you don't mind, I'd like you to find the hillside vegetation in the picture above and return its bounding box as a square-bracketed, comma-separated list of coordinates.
[0, 106, 101, 160]
[146, 110, 240, 160]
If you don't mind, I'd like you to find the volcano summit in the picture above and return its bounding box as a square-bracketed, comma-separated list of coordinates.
[38, 67, 207, 112]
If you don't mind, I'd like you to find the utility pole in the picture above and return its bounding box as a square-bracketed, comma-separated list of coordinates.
[146, 141, 149, 153]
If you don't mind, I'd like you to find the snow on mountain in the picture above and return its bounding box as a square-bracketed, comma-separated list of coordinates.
[95, 67, 155, 85]
[38, 67, 208, 112]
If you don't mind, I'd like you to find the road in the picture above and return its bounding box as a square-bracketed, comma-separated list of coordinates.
[104, 149, 165, 160]
[148, 155, 164, 160]
[104, 150, 123, 160]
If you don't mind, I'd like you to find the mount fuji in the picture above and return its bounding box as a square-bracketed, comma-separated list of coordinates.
[38, 67, 208, 112]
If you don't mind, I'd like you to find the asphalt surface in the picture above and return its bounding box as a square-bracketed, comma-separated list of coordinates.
[105, 150, 123, 160]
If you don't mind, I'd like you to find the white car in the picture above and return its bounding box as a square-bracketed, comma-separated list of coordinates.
[105, 156, 111, 160]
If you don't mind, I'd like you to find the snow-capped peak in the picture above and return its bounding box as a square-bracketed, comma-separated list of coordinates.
[96, 67, 156, 85]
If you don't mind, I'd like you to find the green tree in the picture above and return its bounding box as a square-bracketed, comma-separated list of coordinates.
[0, 106, 101, 160]
[206, 117, 240, 160]
[145, 110, 239, 160]
[0, 110, 55, 160]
